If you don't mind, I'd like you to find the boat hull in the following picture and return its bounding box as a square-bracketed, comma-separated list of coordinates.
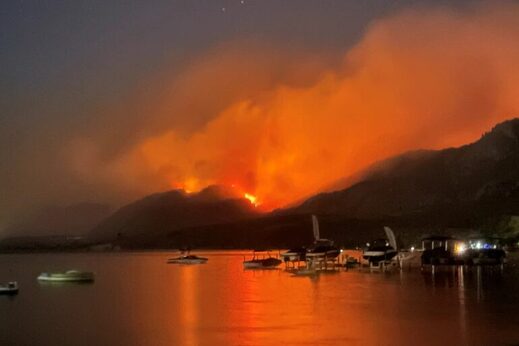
[243, 258, 282, 269]
[306, 246, 340, 260]
[168, 258, 208, 264]
[363, 249, 398, 264]
[0, 288, 18, 295]
[37, 272, 94, 282]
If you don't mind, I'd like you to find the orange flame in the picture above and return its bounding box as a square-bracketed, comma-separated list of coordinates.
[244, 193, 259, 207]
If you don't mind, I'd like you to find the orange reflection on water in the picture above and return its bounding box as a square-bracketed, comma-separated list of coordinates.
[99, 252, 519, 346]
[178, 266, 199, 346]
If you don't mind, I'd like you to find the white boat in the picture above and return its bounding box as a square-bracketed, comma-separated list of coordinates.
[167, 255, 208, 264]
[37, 270, 94, 282]
[0, 281, 18, 295]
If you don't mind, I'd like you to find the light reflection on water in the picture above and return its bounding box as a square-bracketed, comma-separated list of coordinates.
[1, 251, 519, 346]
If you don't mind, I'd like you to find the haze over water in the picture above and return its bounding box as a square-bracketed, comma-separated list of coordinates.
[1, 251, 519, 345]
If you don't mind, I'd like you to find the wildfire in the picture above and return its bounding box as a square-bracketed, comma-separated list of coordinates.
[79, 3, 519, 213]
[244, 193, 259, 207]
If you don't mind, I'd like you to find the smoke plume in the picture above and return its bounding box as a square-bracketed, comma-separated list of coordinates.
[4, 2, 519, 233]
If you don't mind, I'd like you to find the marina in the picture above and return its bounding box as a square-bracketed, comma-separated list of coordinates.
[0, 214, 516, 345]
[1, 251, 519, 345]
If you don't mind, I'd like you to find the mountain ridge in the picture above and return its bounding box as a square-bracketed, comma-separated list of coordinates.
[89, 185, 260, 243]
[4, 118, 518, 250]
[292, 118, 519, 219]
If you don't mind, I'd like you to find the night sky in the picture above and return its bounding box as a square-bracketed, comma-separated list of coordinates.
[1, 0, 518, 235]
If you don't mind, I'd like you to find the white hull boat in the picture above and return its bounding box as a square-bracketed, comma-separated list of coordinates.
[37, 270, 94, 282]
[0, 282, 18, 295]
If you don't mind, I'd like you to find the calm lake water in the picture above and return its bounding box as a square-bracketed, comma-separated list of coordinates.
[1, 251, 519, 346]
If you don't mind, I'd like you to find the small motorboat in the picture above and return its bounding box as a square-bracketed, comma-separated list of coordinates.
[167, 255, 208, 264]
[243, 251, 282, 269]
[0, 281, 19, 295]
[37, 270, 94, 282]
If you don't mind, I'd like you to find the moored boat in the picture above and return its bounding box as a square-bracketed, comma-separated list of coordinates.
[167, 255, 208, 264]
[306, 244, 340, 260]
[243, 251, 282, 269]
[362, 227, 398, 266]
[0, 281, 18, 295]
[37, 270, 94, 282]
[305, 215, 340, 263]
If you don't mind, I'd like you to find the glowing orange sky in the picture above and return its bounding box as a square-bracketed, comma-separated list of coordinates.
[68, 2, 519, 211]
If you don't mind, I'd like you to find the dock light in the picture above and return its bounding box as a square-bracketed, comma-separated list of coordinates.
[410, 246, 415, 252]
[455, 243, 466, 254]
[340, 249, 344, 253]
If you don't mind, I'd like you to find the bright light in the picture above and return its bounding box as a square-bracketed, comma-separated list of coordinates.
[455, 243, 466, 254]
[410, 246, 415, 252]
[244, 193, 259, 207]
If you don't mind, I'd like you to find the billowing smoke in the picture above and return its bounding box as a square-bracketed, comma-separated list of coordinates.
[3, 2, 519, 233]
[68, 2, 519, 210]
